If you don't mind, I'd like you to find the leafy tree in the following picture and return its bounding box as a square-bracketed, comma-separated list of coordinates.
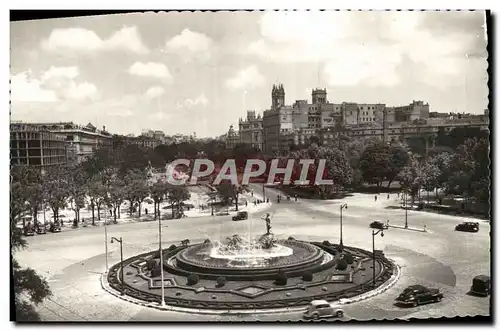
[386, 144, 410, 187]
[166, 184, 191, 217]
[359, 142, 390, 189]
[150, 181, 166, 220]
[123, 169, 150, 217]
[19, 167, 44, 227]
[43, 165, 70, 223]
[11, 169, 52, 321]
[106, 176, 126, 223]
[86, 175, 107, 225]
[67, 166, 88, 224]
[398, 156, 425, 206]
[216, 182, 241, 211]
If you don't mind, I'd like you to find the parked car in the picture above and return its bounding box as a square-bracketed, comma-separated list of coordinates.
[395, 285, 443, 307]
[36, 223, 47, 235]
[455, 222, 479, 232]
[370, 221, 388, 230]
[232, 211, 248, 221]
[303, 300, 344, 320]
[470, 275, 490, 297]
[50, 222, 62, 233]
[23, 225, 35, 236]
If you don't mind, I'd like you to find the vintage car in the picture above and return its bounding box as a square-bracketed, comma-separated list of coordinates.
[470, 275, 490, 297]
[455, 222, 479, 232]
[50, 222, 62, 233]
[36, 223, 47, 235]
[23, 225, 35, 236]
[370, 220, 388, 230]
[395, 285, 443, 307]
[303, 300, 344, 320]
[232, 211, 248, 221]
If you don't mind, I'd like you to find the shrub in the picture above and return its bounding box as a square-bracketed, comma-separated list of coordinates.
[342, 253, 354, 264]
[275, 271, 288, 285]
[146, 259, 157, 270]
[336, 259, 348, 271]
[187, 274, 200, 286]
[322, 240, 331, 246]
[168, 244, 177, 251]
[288, 236, 296, 241]
[216, 276, 227, 288]
[302, 271, 313, 282]
[151, 266, 162, 277]
[152, 251, 160, 259]
[204, 239, 211, 244]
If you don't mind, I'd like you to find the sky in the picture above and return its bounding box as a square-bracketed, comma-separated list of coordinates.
[10, 11, 488, 137]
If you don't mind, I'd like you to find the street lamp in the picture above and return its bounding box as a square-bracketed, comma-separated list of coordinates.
[104, 215, 109, 272]
[110, 237, 124, 295]
[263, 182, 266, 201]
[372, 229, 385, 287]
[403, 191, 408, 229]
[158, 214, 166, 306]
[340, 203, 347, 249]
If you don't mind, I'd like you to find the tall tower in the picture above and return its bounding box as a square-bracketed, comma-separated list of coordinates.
[272, 84, 285, 110]
[312, 88, 327, 105]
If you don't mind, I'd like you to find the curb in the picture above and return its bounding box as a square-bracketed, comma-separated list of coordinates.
[388, 224, 427, 233]
[100, 261, 402, 315]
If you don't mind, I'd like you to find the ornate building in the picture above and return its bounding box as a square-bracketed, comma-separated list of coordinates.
[239, 110, 264, 150]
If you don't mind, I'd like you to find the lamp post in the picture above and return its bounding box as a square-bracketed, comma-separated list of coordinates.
[110, 236, 124, 295]
[104, 215, 109, 272]
[404, 191, 408, 229]
[262, 182, 266, 201]
[340, 203, 347, 249]
[158, 214, 166, 306]
[372, 229, 384, 287]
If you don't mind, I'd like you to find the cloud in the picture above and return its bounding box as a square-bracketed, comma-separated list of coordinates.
[184, 93, 209, 108]
[246, 11, 487, 88]
[128, 62, 173, 80]
[41, 26, 149, 54]
[225, 65, 265, 90]
[107, 108, 134, 117]
[165, 28, 213, 53]
[11, 71, 58, 103]
[144, 86, 166, 99]
[64, 81, 98, 100]
[41, 66, 79, 81]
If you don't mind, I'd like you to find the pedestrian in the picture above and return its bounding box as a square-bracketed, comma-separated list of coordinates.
[254, 200, 257, 206]
[374, 195, 378, 201]
[245, 201, 248, 207]
[397, 192, 400, 198]
[294, 194, 297, 202]
[251, 191, 254, 197]
[267, 198, 269, 203]
[387, 194, 390, 200]
[145, 208, 148, 215]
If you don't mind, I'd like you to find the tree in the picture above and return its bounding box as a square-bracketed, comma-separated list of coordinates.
[386, 144, 410, 187]
[398, 156, 425, 207]
[86, 175, 107, 225]
[123, 169, 150, 218]
[106, 177, 126, 223]
[67, 166, 88, 224]
[359, 142, 390, 189]
[166, 184, 191, 218]
[43, 165, 70, 223]
[216, 182, 241, 211]
[19, 167, 44, 227]
[150, 180, 168, 220]
[11, 169, 52, 321]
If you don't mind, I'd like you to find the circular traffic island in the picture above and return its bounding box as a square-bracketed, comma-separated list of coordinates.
[105, 239, 396, 311]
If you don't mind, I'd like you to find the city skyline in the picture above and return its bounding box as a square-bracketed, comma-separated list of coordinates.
[10, 11, 488, 137]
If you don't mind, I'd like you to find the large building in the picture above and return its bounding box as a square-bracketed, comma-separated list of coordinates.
[225, 125, 239, 150]
[239, 110, 264, 150]
[10, 122, 113, 165]
[10, 123, 69, 170]
[257, 84, 487, 154]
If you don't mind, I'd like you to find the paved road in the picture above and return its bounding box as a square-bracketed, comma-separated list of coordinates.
[15, 184, 491, 321]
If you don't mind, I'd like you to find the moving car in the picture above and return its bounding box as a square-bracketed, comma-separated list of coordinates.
[232, 211, 248, 221]
[395, 285, 443, 307]
[303, 300, 344, 320]
[370, 220, 388, 230]
[50, 222, 62, 233]
[36, 223, 47, 235]
[455, 222, 479, 232]
[470, 275, 490, 297]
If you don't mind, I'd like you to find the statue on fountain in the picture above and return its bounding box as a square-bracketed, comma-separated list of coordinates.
[262, 213, 272, 235]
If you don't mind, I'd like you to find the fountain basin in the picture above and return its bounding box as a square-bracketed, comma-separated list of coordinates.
[166, 240, 336, 280]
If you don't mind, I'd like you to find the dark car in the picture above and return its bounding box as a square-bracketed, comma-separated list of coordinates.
[470, 275, 490, 297]
[395, 285, 443, 307]
[370, 221, 387, 230]
[50, 222, 62, 233]
[232, 211, 248, 221]
[36, 223, 47, 235]
[455, 222, 479, 232]
[23, 225, 35, 236]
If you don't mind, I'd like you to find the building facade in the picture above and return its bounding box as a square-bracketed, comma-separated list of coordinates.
[239, 110, 264, 150]
[225, 125, 239, 150]
[10, 123, 68, 170]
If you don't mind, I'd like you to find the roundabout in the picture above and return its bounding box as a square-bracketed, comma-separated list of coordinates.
[104, 237, 396, 311]
[15, 184, 491, 321]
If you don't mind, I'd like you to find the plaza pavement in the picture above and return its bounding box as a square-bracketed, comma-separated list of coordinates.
[15, 183, 490, 321]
